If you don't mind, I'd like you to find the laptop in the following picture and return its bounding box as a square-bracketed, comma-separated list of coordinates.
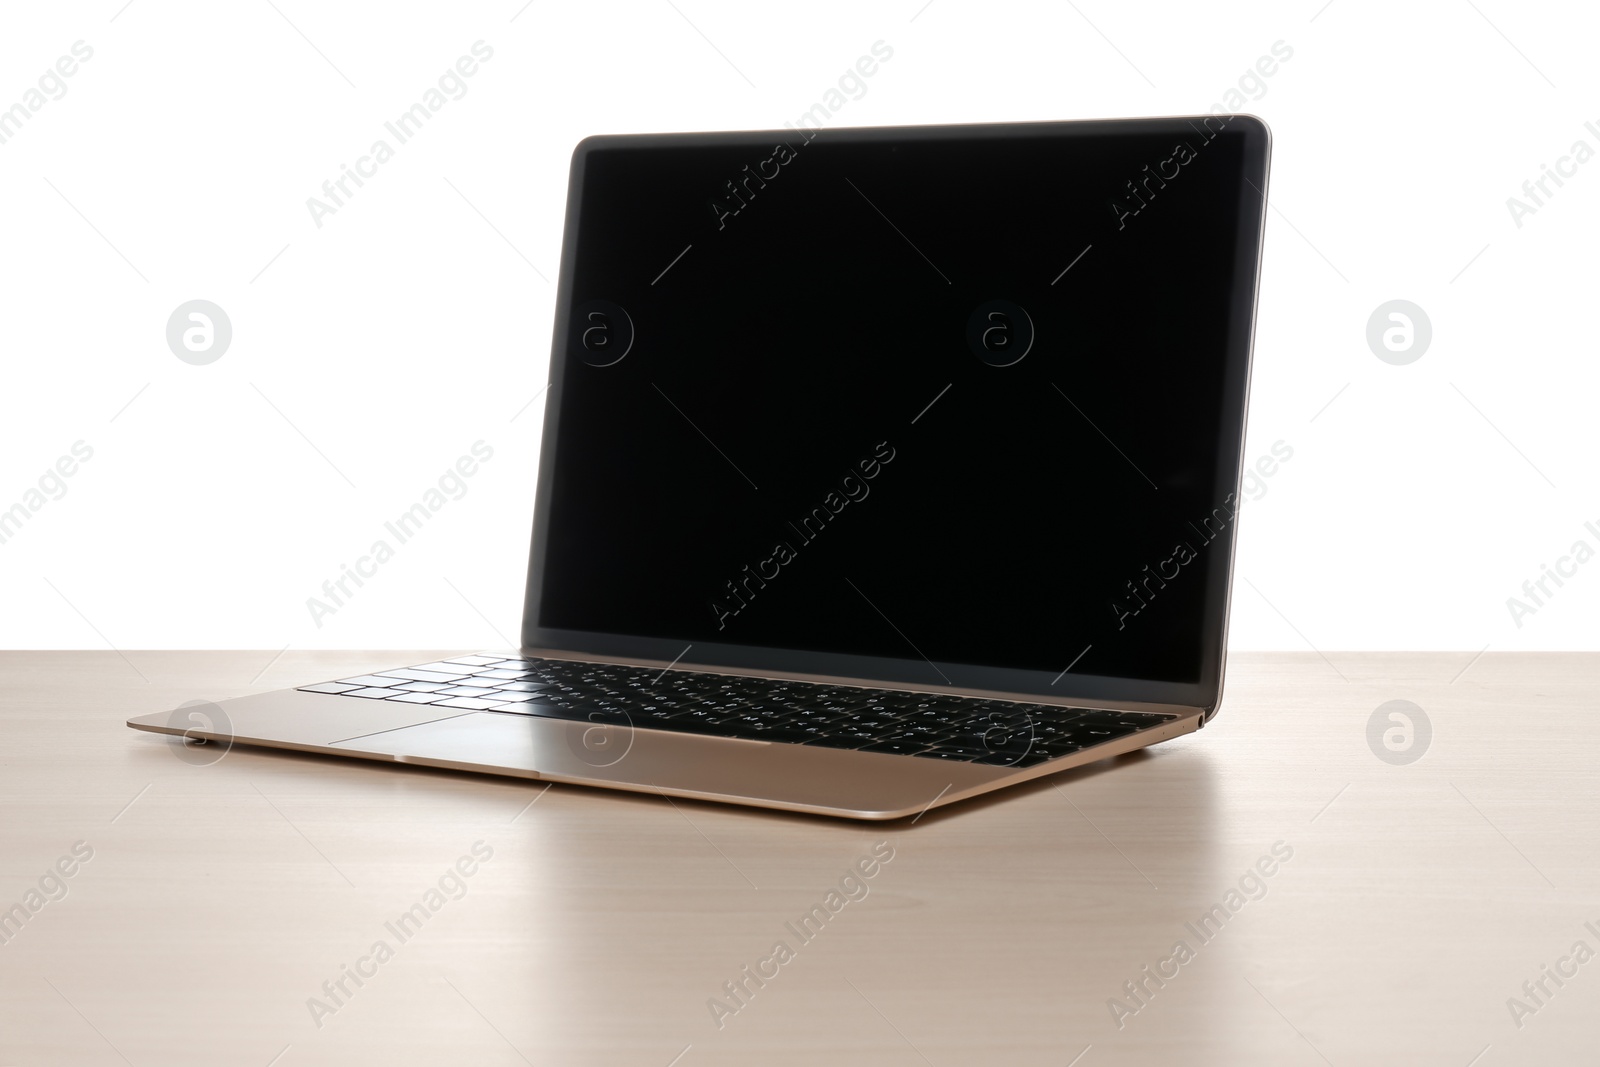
[129, 115, 1271, 820]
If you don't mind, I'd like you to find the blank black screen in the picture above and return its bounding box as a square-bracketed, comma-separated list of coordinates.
[537, 121, 1255, 685]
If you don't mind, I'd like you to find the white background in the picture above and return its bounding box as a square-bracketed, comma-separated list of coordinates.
[1, 0, 1595, 654]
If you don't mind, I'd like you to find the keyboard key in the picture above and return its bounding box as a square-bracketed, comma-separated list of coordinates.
[839, 714, 898, 731]
[1032, 737, 1091, 758]
[518, 688, 572, 702]
[299, 682, 359, 694]
[411, 661, 486, 674]
[496, 680, 554, 692]
[394, 681, 451, 692]
[432, 697, 504, 711]
[338, 675, 410, 687]
[654, 713, 733, 733]
[679, 708, 734, 724]
[921, 742, 989, 757]
[440, 686, 503, 698]
[976, 746, 1037, 766]
[486, 702, 540, 715]
[882, 727, 954, 745]
[387, 691, 446, 704]
[730, 726, 822, 744]
[898, 709, 964, 727]
[446, 655, 505, 666]
[490, 702, 597, 722]
[801, 734, 879, 751]
[375, 669, 468, 684]
[342, 687, 401, 699]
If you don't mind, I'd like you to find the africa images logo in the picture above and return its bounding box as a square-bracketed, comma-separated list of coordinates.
[570, 299, 634, 367]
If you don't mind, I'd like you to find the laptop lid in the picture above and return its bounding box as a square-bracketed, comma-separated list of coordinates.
[521, 116, 1270, 715]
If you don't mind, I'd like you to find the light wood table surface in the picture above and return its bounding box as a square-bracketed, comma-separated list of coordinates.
[1, 651, 1596, 1066]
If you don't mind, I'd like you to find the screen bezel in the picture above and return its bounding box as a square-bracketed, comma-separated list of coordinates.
[521, 115, 1271, 715]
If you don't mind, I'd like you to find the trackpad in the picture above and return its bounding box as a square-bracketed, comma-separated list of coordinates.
[330, 712, 553, 774]
[328, 708, 1005, 815]
[328, 707, 786, 789]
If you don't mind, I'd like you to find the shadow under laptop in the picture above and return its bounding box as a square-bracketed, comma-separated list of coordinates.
[540, 737, 1219, 836]
[885, 747, 1175, 829]
[492, 737, 1230, 1062]
[176, 728, 1232, 1059]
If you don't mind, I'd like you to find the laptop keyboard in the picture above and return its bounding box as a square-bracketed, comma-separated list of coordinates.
[298, 655, 1179, 768]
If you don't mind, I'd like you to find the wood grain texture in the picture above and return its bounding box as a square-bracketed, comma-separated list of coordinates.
[1, 651, 1597, 1066]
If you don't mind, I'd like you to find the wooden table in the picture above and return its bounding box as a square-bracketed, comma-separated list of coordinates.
[1, 651, 1595, 1065]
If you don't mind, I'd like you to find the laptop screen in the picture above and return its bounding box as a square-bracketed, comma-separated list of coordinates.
[528, 117, 1267, 701]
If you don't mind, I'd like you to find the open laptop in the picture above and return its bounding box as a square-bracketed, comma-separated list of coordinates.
[130, 115, 1271, 820]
